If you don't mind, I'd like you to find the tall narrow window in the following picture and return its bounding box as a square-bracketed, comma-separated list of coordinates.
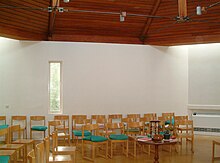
[49, 61, 62, 114]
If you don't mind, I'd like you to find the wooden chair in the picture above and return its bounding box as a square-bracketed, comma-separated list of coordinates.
[82, 123, 108, 161]
[0, 127, 25, 163]
[54, 115, 70, 134]
[106, 122, 128, 158]
[35, 142, 45, 163]
[27, 149, 36, 163]
[212, 140, 220, 161]
[52, 131, 76, 162]
[127, 114, 140, 122]
[91, 115, 106, 124]
[126, 121, 144, 157]
[108, 114, 122, 123]
[48, 120, 70, 146]
[176, 119, 194, 153]
[11, 116, 27, 139]
[30, 116, 47, 139]
[9, 125, 35, 162]
[0, 116, 8, 130]
[44, 136, 72, 163]
[144, 113, 157, 120]
[72, 115, 91, 145]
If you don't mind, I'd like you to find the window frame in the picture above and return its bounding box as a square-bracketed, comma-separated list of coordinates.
[48, 61, 63, 114]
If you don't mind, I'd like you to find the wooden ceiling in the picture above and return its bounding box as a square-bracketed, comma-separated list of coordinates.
[1, 0, 220, 46]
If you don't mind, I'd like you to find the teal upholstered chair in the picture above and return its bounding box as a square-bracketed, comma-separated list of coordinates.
[30, 116, 47, 139]
[82, 123, 108, 161]
[0, 116, 9, 130]
[106, 122, 128, 158]
[72, 115, 91, 145]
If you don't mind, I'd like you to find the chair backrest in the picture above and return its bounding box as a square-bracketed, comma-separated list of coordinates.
[9, 125, 21, 142]
[108, 114, 122, 123]
[11, 116, 27, 128]
[27, 149, 36, 163]
[43, 137, 50, 163]
[176, 119, 194, 133]
[0, 127, 9, 144]
[72, 115, 90, 130]
[48, 120, 62, 136]
[82, 124, 99, 138]
[106, 122, 125, 136]
[30, 116, 46, 127]
[144, 113, 157, 120]
[36, 142, 45, 163]
[162, 113, 175, 121]
[175, 115, 188, 121]
[127, 114, 140, 122]
[127, 121, 144, 135]
[54, 115, 69, 130]
[0, 116, 6, 125]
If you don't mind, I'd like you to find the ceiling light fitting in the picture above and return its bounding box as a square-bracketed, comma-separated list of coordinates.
[120, 11, 126, 22]
[63, 0, 70, 2]
[196, 5, 202, 15]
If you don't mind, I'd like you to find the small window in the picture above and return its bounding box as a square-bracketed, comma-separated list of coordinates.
[49, 61, 62, 114]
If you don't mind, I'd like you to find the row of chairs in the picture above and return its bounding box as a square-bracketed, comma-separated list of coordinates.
[0, 113, 189, 140]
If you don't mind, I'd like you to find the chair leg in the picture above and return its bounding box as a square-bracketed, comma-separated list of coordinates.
[92, 144, 95, 160]
[126, 141, 129, 157]
[30, 130, 32, 139]
[212, 142, 215, 161]
[106, 142, 108, 159]
[110, 142, 113, 158]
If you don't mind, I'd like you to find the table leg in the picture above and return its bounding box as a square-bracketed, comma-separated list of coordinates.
[154, 145, 159, 163]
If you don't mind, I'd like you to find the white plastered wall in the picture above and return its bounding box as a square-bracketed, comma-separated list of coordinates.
[0, 37, 188, 137]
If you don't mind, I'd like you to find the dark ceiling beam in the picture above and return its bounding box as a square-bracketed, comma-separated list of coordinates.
[0, 24, 47, 40]
[48, 0, 60, 40]
[139, 0, 161, 43]
[178, 0, 187, 18]
[50, 34, 143, 44]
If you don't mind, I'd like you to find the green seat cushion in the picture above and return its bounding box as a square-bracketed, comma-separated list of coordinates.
[0, 156, 10, 163]
[165, 118, 175, 125]
[109, 134, 128, 140]
[0, 125, 9, 130]
[127, 128, 140, 132]
[31, 126, 47, 131]
[83, 135, 108, 142]
[73, 130, 91, 136]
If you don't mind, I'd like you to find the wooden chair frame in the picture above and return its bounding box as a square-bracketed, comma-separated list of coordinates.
[212, 140, 220, 161]
[82, 124, 108, 161]
[11, 116, 27, 139]
[106, 122, 128, 158]
[30, 116, 47, 139]
[48, 120, 70, 146]
[54, 115, 70, 134]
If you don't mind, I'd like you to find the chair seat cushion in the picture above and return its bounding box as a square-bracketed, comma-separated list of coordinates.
[109, 134, 128, 140]
[0, 125, 9, 130]
[73, 130, 91, 136]
[0, 156, 10, 163]
[31, 126, 47, 131]
[165, 118, 175, 125]
[127, 128, 140, 132]
[83, 135, 108, 142]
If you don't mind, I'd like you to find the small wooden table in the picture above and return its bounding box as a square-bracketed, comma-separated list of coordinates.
[0, 150, 17, 163]
[137, 137, 177, 163]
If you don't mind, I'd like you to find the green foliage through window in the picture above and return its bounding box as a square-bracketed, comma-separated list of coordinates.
[49, 62, 61, 113]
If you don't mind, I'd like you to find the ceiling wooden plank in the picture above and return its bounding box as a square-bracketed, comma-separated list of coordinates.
[140, 0, 161, 43]
[50, 34, 142, 44]
[0, 24, 47, 40]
